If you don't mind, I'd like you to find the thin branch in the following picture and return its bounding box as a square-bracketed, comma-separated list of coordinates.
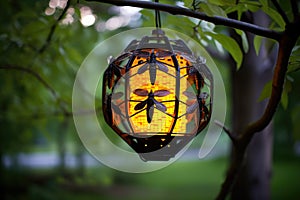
[192, 0, 200, 10]
[87, 0, 282, 41]
[38, 0, 71, 53]
[214, 120, 237, 145]
[242, 29, 299, 141]
[0, 65, 72, 115]
[0, 65, 58, 99]
[271, 0, 290, 24]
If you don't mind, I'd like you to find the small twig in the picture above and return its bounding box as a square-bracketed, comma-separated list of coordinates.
[0, 65, 58, 98]
[214, 120, 237, 145]
[87, 0, 283, 41]
[192, 0, 199, 10]
[39, 0, 71, 53]
[192, 23, 201, 41]
[271, 0, 290, 24]
[0, 65, 71, 115]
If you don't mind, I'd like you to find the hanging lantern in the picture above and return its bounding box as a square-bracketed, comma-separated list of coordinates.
[102, 29, 213, 161]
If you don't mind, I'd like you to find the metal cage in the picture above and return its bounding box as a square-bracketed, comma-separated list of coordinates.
[102, 29, 213, 161]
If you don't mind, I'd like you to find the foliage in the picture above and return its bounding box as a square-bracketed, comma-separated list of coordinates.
[0, 0, 100, 156]
[1, 0, 300, 200]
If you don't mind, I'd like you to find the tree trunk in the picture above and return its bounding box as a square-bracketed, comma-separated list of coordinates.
[230, 11, 275, 200]
[75, 136, 85, 177]
[57, 118, 68, 174]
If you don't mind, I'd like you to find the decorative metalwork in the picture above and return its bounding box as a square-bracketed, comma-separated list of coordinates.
[102, 29, 213, 161]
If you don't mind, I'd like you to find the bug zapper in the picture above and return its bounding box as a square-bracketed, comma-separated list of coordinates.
[102, 29, 213, 161]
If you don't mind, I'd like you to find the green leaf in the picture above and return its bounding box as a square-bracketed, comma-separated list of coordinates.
[140, 9, 155, 27]
[225, 1, 260, 20]
[258, 0, 268, 7]
[261, 6, 285, 29]
[258, 80, 272, 102]
[208, 0, 236, 6]
[287, 62, 300, 73]
[235, 29, 249, 53]
[165, 15, 197, 34]
[287, 45, 300, 73]
[206, 32, 243, 69]
[199, 3, 227, 17]
[245, 1, 261, 12]
[254, 35, 263, 56]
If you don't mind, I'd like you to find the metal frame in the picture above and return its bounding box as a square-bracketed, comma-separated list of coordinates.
[102, 29, 213, 161]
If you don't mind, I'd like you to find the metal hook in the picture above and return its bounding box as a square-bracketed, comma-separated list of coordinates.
[155, 0, 161, 28]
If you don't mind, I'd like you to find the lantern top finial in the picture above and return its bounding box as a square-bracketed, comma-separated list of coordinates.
[152, 28, 165, 36]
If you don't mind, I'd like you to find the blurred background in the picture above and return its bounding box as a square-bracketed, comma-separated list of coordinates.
[0, 0, 300, 199]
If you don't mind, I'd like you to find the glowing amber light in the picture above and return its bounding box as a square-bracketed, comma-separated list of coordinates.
[102, 30, 213, 161]
[127, 49, 189, 135]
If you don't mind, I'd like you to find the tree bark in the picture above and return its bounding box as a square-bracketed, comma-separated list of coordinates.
[230, 11, 275, 200]
[57, 118, 68, 174]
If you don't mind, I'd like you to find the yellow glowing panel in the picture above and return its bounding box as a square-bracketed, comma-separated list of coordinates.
[126, 49, 195, 136]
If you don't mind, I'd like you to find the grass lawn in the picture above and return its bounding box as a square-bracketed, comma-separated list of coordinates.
[271, 158, 300, 199]
[2, 157, 300, 200]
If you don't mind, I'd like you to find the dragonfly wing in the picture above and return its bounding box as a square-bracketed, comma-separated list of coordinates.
[154, 100, 167, 112]
[147, 105, 154, 123]
[154, 90, 170, 97]
[112, 103, 122, 116]
[183, 91, 197, 99]
[111, 92, 123, 100]
[157, 62, 169, 73]
[149, 64, 156, 85]
[186, 103, 198, 114]
[137, 63, 149, 74]
[133, 89, 148, 96]
[134, 100, 147, 110]
[156, 51, 172, 57]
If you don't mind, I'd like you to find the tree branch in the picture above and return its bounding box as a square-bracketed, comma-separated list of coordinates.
[39, 0, 71, 53]
[214, 120, 237, 145]
[215, 22, 300, 200]
[242, 27, 300, 141]
[0, 65, 58, 99]
[0, 65, 71, 115]
[87, 0, 282, 41]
